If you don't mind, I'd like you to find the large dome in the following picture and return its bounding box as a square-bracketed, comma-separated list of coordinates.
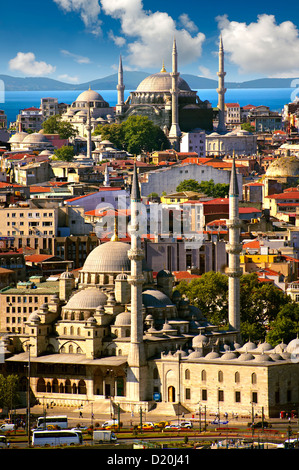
[65, 287, 107, 310]
[142, 289, 174, 307]
[22, 133, 51, 144]
[136, 71, 191, 93]
[81, 241, 131, 274]
[75, 89, 105, 103]
[266, 156, 299, 178]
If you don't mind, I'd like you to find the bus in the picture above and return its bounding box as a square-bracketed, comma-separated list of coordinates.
[32, 429, 83, 447]
[36, 415, 68, 429]
[0, 435, 9, 448]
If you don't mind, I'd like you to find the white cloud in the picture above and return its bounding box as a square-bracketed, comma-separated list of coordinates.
[58, 74, 80, 83]
[198, 66, 213, 79]
[216, 14, 299, 78]
[9, 52, 56, 76]
[61, 49, 90, 64]
[100, 0, 205, 69]
[178, 14, 198, 33]
[108, 30, 126, 47]
[53, 0, 102, 35]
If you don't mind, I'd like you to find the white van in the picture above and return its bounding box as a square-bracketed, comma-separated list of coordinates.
[102, 420, 120, 428]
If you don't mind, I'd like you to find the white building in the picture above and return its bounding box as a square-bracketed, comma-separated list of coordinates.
[206, 129, 257, 157]
[180, 131, 206, 157]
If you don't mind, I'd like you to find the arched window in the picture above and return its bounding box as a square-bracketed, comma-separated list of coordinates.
[65, 379, 71, 394]
[77, 328, 81, 336]
[201, 370, 207, 381]
[251, 373, 257, 385]
[36, 378, 46, 393]
[235, 371, 240, 383]
[63, 327, 67, 335]
[218, 371, 223, 382]
[185, 369, 190, 380]
[70, 326, 74, 335]
[69, 344, 73, 354]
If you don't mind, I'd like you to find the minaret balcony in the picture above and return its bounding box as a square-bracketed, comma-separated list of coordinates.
[226, 243, 242, 254]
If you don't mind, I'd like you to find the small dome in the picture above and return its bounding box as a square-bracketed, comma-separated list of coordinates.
[256, 341, 272, 353]
[9, 131, 28, 143]
[253, 353, 273, 363]
[86, 316, 97, 325]
[157, 269, 173, 278]
[28, 312, 41, 323]
[220, 351, 238, 360]
[204, 351, 220, 360]
[237, 352, 254, 361]
[60, 270, 75, 279]
[192, 333, 208, 348]
[188, 350, 203, 359]
[114, 310, 131, 326]
[274, 342, 287, 354]
[286, 336, 299, 353]
[65, 287, 107, 310]
[116, 272, 128, 280]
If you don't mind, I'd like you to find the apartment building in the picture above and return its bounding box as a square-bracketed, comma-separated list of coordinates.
[16, 107, 43, 132]
[225, 103, 241, 126]
[40, 97, 58, 120]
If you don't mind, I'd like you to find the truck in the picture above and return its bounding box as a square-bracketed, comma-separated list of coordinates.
[93, 430, 117, 444]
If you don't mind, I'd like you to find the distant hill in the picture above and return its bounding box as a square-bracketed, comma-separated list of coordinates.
[0, 72, 296, 91]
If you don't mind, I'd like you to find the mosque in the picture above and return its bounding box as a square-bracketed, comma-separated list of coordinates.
[1, 161, 299, 419]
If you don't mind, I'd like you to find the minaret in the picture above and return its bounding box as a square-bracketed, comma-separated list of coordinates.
[226, 154, 242, 338]
[127, 163, 147, 403]
[86, 99, 92, 159]
[103, 163, 110, 187]
[168, 38, 181, 150]
[217, 35, 227, 134]
[116, 55, 125, 115]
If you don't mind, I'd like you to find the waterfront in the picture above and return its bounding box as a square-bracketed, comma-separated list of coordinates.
[1, 87, 297, 126]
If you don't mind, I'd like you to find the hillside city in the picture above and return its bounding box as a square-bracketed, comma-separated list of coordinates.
[0, 38, 299, 451]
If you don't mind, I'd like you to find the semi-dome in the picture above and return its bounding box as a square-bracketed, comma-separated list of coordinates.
[65, 287, 107, 310]
[75, 89, 105, 103]
[22, 133, 50, 144]
[136, 70, 191, 93]
[265, 155, 299, 178]
[81, 241, 131, 273]
[142, 289, 174, 308]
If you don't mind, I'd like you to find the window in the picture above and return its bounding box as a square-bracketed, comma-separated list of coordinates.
[235, 391, 241, 403]
[185, 388, 191, 400]
[185, 369, 190, 380]
[202, 389, 207, 401]
[218, 389, 224, 402]
[218, 371, 223, 382]
[235, 372, 240, 383]
[251, 392, 258, 404]
[251, 373, 257, 385]
[201, 370, 206, 381]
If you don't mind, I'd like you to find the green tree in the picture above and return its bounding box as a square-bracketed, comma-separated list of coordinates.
[241, 122, 255, 133]
[266, 303, 299, 346]
[53, 145, 75, 161]
[0, 374, 19, 412]
[176, 179, 201, 193]
[93, 116, 170, 154]
[42, 115, 77, 140]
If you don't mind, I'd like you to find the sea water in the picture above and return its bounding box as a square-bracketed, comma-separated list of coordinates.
[1, 87, 297, 126]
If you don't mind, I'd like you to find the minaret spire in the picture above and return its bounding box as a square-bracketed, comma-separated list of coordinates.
[226, 153, 242, 339]
[168, 37, 181, 150]
[116, 55, 125, 115]
[127, 163, 147, 404]
[86, 100, 92, 159]
[217, 35, 227, 134]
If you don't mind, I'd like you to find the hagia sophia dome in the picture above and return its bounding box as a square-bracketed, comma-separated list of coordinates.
[265, 155, 299, 178]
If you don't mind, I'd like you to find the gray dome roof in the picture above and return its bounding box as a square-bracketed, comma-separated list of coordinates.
[81, 241, 131, 273]
[9, 131, 28, 143]
[286, 336, 299, 353]
[266, 155, 299, 178]
[65, 287, 107, 310]
[192, 333, 208, 348]
[114, 311, 131, 326]
[220, 351, 238, 360]
[136, 71, 191, 93]
[60, 270, 75, 279]
[142, 289, 174, 308]
[76, 89, 105, 103]
[188, 350, 204, 359]
[22, 133, 50, 143]
[237, 352, 254, 361]
[204, 351, 220, 360]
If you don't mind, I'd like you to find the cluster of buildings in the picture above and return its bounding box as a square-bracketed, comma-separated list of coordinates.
[0, 38, 299, 420]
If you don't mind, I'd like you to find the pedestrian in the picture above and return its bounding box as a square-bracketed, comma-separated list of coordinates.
[79, 411, 83, 418]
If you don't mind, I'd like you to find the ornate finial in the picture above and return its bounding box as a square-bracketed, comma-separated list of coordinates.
[111, 217, 119, 242]
[160, 61, 167, 73]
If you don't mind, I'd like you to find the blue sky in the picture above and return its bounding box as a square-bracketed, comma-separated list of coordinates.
[1, 0, 299, 84]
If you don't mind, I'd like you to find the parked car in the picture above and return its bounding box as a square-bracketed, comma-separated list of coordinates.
[180, 421, 193, 429]
[154, 421, 170, 429]
[248, 421, 271, 429]
[0, 423, 15, 432]
[164, 424, 181, 430]
[137, 422, 155, 431]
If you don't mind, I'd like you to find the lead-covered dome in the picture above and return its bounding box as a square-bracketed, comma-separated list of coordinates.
[81, 241, 131, 274]
[65, 287, 107, 310]
[136, 71, 191, 93]
[75, 89, 105, 103]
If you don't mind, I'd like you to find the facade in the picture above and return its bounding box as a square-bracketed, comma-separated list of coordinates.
[40, 98, 59, 120]
[16, 107, 43, 133]
[180, 131, 206, 157]
[206, 129, 257, 157]
[225, 103, 241, 127]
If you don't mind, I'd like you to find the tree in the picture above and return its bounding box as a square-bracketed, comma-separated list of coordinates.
[241, 122, 255, 133]
[176, 179, 202, 193]
[266, 303, 299, 346]
[42, 115, 77, 140]
[53, 145, 75, 161]
[0, 374, 19, 412]
[93, 116, 170, 155]
[176, 179, 229, 198]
